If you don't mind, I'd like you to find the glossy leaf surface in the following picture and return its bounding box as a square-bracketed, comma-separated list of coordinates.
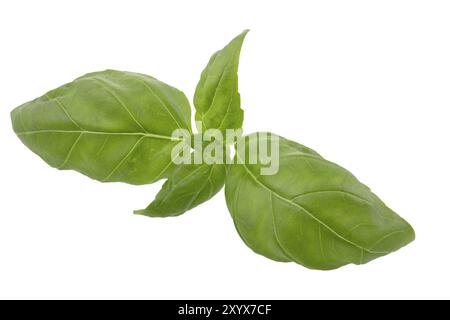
[194, 30, 248, 135]
[11, 70, 192, 185]
[225, 133, 415, 270]
[136, 161, 226, 217]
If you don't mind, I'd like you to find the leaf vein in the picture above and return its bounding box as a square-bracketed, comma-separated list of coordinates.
[236, 155, 390, 255]
[91, 77, 149, 133]
[291, 190, 371, 204]
[269, 192, 296, 262]
[102, 137, 145, 182]
[44, 94, 84, 130]
[16, 129, 182, 141]
[132, 77, 184, 130]
[58, 133, 83, 169]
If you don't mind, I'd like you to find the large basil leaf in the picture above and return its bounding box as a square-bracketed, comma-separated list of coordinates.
[11, 70, 192, 185]
[225, 133, 415, 270]
[135, 161, 226, 217]
[194, 30, 248, 135]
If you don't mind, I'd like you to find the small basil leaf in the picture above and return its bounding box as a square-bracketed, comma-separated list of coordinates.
[194, 30, 248, 135]
[135, 162, 226, 217]
[11, 70, 192, 185]
[225, 133, 415, 270]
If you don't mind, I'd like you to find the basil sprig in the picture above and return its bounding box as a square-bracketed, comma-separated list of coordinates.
[11, 31, 414, 270]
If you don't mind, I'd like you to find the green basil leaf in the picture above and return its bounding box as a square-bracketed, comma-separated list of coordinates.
[137, 144, 228, 217]
[225, 133, 415, 270]
[194, 30, 248, 135]
[135, 162, 226, 217]
[11, 70, 192, 185]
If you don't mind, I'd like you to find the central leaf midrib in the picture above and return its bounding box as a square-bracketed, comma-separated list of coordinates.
[16, 129, 184, 141]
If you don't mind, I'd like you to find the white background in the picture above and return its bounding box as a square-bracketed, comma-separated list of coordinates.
[0, 0, 449, 300]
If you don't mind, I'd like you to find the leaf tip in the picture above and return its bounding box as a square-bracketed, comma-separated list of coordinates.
[227, 29, 250, 48]
[236, 29, 250, 42]
[408, 223, 416, 243]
